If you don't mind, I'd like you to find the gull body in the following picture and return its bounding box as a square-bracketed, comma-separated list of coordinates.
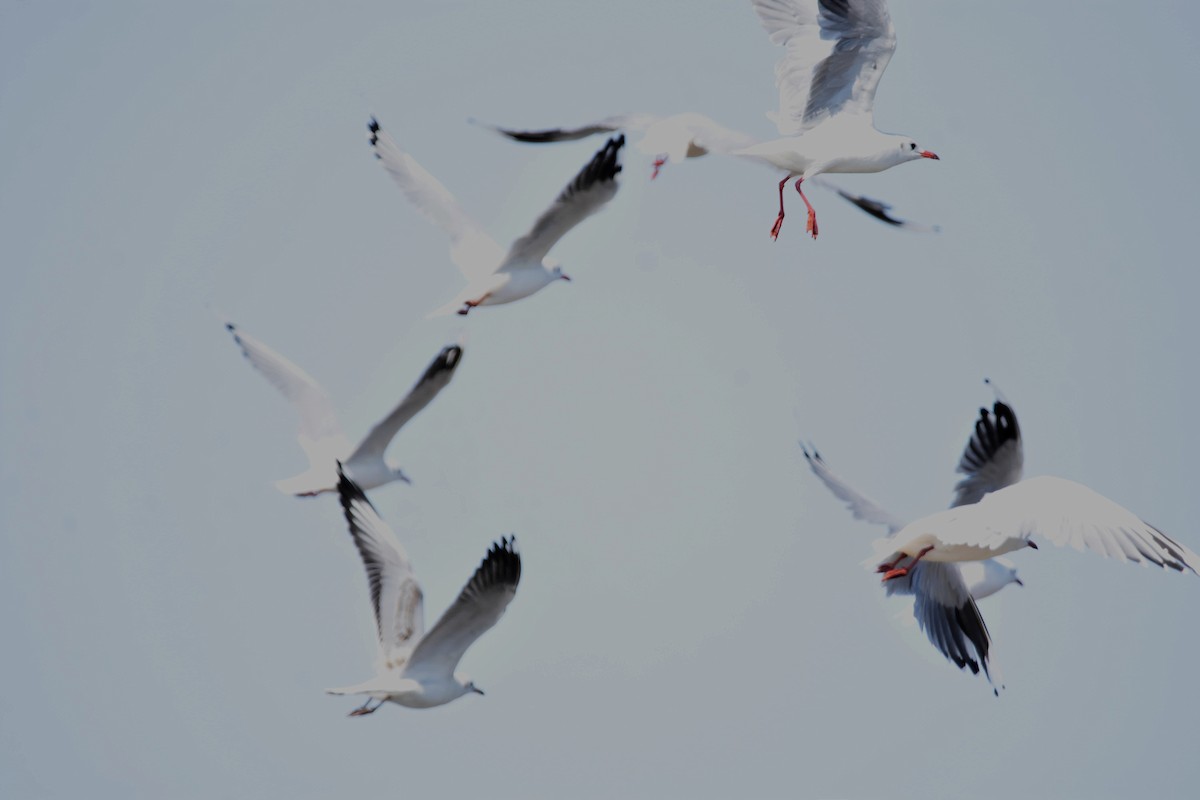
[742, 0, 939, 239]
[367, 117, 623, 316]
[805, 397, 1025, 601]
[327, 467, 521, 714]
[871, 475, 1200, 692]
[225, 323, 462, 496]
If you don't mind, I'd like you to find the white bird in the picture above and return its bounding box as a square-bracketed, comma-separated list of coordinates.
[871, 476, 1200, 692]
[225, 322, 462, 496]
[368, 117, 623, 316]
[327, 467, 521, 714]
[737, 0, 940, 240]
[803, 398, 1025, 601]
[477, 115, 938, 230]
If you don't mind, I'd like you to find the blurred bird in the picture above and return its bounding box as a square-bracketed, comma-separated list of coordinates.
[327, 467, 521, 714]
[737, 0, 940, 240]
[368, 117, 623, 316]
[225, 322, 461, 496]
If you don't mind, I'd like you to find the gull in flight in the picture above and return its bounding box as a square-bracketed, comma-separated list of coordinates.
[804, 395, 1026, 603]
[327, 466, 521, 714]
[225, 322, 462, 496]
[368, 117, 623, 316]
[871, 476, 1200, 693]
[737, 0, 940, 240]
[477, 115, 937, 230]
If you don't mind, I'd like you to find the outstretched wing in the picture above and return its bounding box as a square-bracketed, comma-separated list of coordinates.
[952, 401, 1023, 507]
[473, 113, 656, 143]
[343, 344, 463, 471]
[225, 322, 349, 466]
[930, 476, 1200, 574]
[908, 562, 999, 693]
[502, 136, 624, 268]
[367, 117, 504, 282]
[336, 466, 425, 671]
[801, 443, 906, 534]
[752, 0, 896, 135]
[404, 537, 521, 682]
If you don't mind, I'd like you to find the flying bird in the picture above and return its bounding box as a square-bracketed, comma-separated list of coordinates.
[737, 0, 940, 240]
[871, 476, 1200, 692]
[477, 115, 938, 230]
[327, 467, 521, 714]
[803, 398, 1026, 603]
[368, 117, 623, 316]
[225, 322, 461, 496]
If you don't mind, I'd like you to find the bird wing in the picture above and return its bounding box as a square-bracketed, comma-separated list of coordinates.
[343, 344, 463, 472]
[932, 476, 1200, 573]
[367, 117, 505, 282]
[473, 113, 656, 143]
[225, 322, 349, 465]
[908, 562, 999, 692]
[951, 401, 1024, 507]
[403, 537, 521, 682]
[752, 0, 896, 135]
[336, 466, 425, 671]
[810, 178, 939, 232]
[501, 136, 624, 269]
[801, 444, 906, 534]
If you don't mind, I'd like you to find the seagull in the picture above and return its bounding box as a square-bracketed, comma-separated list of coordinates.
[477, 115, 938, 230]
[225, 322, 462, 496]
[737, 0, 939, 240]
[368, 117, 623, 316]
[327, 466, 521, 714]
[871, 476, 1200, 692]
[803, 397, 1025, 602]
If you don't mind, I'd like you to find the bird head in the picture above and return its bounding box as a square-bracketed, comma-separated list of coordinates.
[900, 139, 939, 162]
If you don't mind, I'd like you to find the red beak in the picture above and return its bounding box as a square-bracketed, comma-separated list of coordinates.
[920, 150, 940, 160]
[559, 273, 572, 282]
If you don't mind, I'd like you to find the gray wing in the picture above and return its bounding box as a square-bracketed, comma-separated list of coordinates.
[343, 344, 463, 471]
[811, 178, 940, 232]
[502, 136, 624, 268]
[801, 443, 906, 534]
[403, 538, 521, 682]
[473, 113, 656, 143]
[367, 117, 504, 282]
[225, 322, 350, 466]
[336, 466, 425, 671]
[951, 476, 1200, 574]
[952, 400, 1024, 507]
[908, 561, 999, 693]
[752, 0, 896, 134]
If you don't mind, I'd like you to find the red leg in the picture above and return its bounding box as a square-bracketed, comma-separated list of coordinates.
[770, 176, 793, 240]
[651, 155, 667, 180]
[881, 545, 935, 582]
[456, 293, 491, 316]
[794, 178, 818, 239]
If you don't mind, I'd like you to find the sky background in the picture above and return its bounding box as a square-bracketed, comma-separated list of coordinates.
[3, 1, 1200, 797]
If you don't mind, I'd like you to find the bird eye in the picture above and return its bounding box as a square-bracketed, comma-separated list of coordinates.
[909, 142, 917, 151]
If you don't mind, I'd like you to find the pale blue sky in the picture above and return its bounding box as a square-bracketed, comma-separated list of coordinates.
[3, 1, 1200, 798]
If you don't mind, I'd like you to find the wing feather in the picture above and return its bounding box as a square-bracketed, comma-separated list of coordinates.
[752, 0, 896, 135]
[502, 136, 624, 268]
[336, 466, 425, 671]
[404, 537, 521, 682]
[951, 401, 1024, 507]
[367, 117, 504, 282]
[343, 344, 463, 471]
